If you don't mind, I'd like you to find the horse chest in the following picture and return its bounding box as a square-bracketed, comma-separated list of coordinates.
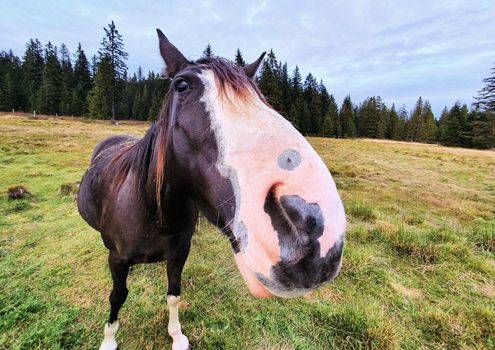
[101, 222, 192, 263]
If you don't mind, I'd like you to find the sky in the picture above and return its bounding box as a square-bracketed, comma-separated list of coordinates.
[1, 0, 494, 116]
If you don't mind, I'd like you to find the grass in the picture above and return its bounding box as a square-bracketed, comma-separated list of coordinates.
[0, 112, 494, 349]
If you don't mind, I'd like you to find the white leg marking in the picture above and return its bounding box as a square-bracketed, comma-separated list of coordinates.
[167, 295, 189, 350]
[98, 320, 119, 350]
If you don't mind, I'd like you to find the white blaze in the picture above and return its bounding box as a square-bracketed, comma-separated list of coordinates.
[199, 69, 346, 293]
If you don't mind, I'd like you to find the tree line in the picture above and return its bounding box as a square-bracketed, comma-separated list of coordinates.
[255, 50, 494, 149]
[0, 21, 169, 122]
[1, 21, 494, 149]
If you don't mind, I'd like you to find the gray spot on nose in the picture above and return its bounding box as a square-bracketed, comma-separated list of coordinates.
[235, 221, 248, 253]
[277, 149, 301, 171]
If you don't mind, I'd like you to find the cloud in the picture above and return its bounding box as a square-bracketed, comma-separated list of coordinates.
[1, 0, 494, 115]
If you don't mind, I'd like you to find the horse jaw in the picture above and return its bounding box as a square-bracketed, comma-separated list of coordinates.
[234, 253, 273, 298]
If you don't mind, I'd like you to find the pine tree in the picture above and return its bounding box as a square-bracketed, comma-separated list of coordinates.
[288, 97, 302, 129]
[318, 81, 331, 135]
[464, 110, 495, 149]
[287, 67, 308, 132]
[322, 112, 333, 137]
[202, 44, 214, 58]
[396, 105, 408, 140]
[279, 62, 291, 117]
[149, 78, 168, 121]
[474, 62, 495, 112]
[258, 49, 282, 111]
[459, 104, 470, 147]
[290, 65, 303, 124]
[322, 94, 338, 137]
[406, 97, 424, 141]
[291, 66, 302, 100]
[59, 43, 74, 115]
[72, 43, 91, 116]
[120, 73, 135, 118]
[340, 95, 356, 138]
[91, 55, 98, 78]
[131, 88, 142, 119]
[330, 95, 341, 137]
[22, 39, 44, 111]
[37, 42, 62, 115]
[436, 107, 449, 141]
[358, 97, 379, 138]
[422, 100, 437, 143]
[438, 102, 463, 146]
[0, 51, 11, 110]
[386, 104, 399, 139]
[303, 73, 322, 135]
[88, 56, 114, 119]
[139, 75, 152, 120]
[376, 97, 388, 139]
[98, 20, 128, 121]
[0, 51, 24, 111]
[234, 48, 246, 67]
[299, 99, 312, 134]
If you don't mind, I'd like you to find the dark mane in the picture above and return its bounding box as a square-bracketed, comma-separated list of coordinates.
[104, 122, 158, 194]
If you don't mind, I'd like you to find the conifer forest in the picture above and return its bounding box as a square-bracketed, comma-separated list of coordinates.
[1, 21, 494, 149]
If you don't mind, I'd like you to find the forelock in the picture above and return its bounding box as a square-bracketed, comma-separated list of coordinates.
[195, 57, 268, 106]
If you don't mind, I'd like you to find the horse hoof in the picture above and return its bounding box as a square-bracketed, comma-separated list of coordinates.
[99, 321, 119, 350]
[172, 334, 189, 350]
[99, 339, 118, 350]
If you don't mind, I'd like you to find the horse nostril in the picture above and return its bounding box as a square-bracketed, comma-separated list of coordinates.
[263, 185, 299, 236]
[264, 185, 324, 240]
[264, 186, 326, 263]
[279, 195, 324, 241]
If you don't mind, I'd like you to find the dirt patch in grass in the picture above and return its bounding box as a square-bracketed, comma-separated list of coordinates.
[474, 283, 495, 298]
[390, 282, 422, 299]
[60, 182, 80, 197]
[470, 227, 495, 253]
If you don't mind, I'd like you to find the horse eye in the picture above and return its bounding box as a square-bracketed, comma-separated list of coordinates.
[175, 80, 189, 93]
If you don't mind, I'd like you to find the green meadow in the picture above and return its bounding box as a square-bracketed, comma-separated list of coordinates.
[0, 113, 494, 350]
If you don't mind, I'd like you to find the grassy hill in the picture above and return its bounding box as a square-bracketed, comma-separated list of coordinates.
[0, 113, 494, 349]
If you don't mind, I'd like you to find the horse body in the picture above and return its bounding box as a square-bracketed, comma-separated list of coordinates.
[77, 29, 346, 350]
[79, 127, 197, 263]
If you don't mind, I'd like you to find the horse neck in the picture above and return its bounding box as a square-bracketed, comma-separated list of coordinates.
[148, 144, 197, 228]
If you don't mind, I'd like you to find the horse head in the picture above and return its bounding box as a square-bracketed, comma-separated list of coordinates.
[156, 29, 346, 298]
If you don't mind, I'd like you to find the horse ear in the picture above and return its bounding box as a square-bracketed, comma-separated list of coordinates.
[243, 52, 266, 80]
[156, 29, 188, 78]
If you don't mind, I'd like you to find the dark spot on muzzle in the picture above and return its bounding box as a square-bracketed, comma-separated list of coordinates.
[264, 191, 324, 263]
[277, 149, 301, 171]
[255, 238, 344, 297]
[262, 190, 344, 295]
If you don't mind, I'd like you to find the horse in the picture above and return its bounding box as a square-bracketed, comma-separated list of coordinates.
[77, 29, 346, 350]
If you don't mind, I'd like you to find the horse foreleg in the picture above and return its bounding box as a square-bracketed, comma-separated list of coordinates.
[166, 252, 190, 350]
[167, 295, 189, 350]
[99, 255, 130, 350]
